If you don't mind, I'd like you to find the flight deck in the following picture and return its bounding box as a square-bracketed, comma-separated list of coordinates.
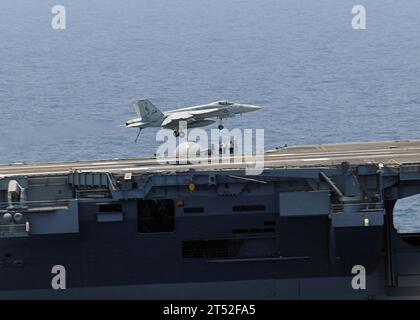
[1, 140, 420, 177]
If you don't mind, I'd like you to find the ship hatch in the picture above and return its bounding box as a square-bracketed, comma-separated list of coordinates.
[137, 199, 175, 233]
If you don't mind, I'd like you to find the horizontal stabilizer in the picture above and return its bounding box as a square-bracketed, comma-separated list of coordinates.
[126, 122, 147, 128]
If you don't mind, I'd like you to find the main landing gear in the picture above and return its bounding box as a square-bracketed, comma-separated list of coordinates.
[173, 130, 185, 138]
[218, 118, 224, 130]
[172, 118, 225, 137]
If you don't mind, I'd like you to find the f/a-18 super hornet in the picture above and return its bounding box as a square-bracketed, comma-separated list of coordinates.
[125, 99, 261, 140]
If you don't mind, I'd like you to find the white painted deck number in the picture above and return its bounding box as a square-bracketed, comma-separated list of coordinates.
[51, 265, 67, 290]
[51, 5, 66, 30]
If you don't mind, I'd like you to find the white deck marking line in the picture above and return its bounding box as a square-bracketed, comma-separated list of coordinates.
[122, 167, 153, 171]
[0, 171, 68, 176]
[273, 152, 420, 163]
[266, 149, 396, 158]
[91, 162, 121, 166]
[0, 159, 158, 170]
[302, 158, 330, 162]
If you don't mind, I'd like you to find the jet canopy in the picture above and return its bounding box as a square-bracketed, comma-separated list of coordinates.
[216, 100, 233, 106]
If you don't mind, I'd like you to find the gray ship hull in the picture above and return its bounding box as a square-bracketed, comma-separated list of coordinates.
[2, 140, 420, 299]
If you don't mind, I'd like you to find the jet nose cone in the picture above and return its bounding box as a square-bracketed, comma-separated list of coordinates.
[244, 104, 262, 112]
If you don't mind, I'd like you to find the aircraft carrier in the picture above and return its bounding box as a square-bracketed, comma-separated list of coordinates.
[2, 140, 420, 299]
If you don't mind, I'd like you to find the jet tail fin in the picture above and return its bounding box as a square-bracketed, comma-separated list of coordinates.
[132, 99, 164, 121]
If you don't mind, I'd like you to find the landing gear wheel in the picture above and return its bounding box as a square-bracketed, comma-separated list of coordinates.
[218, 125, 224, 130]
[173, 130, 179, 137]
[179, 131, 185, 138]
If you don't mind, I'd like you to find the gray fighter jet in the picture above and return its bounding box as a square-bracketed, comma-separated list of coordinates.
[125, 99, 261, 140]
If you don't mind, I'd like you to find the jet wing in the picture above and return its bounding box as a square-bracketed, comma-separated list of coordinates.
[162, 108, 220, 127]
[162, 112, 195, 127]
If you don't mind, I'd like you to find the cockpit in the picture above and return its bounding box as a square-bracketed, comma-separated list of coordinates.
[217, 100, 233, 106]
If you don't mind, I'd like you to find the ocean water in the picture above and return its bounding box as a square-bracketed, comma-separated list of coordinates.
[1, 0, 420, 232]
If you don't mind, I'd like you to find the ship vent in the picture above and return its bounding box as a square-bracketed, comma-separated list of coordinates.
[182, 239, 242, 259]
[232, 228, 275, 234]
[183, 207, 204, 214]
[232, 205, 266, 212]
[264, 221, 276, 226]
